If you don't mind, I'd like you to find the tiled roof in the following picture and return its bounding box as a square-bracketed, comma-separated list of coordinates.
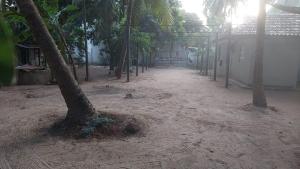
[232, 14, 300, 36]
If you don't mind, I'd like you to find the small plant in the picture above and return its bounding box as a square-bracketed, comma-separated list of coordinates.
[80, 116, 115, 138]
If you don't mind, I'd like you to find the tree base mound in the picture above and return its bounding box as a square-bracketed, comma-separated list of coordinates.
[49, 111, 145, 139]
[240, 104, 278, 113]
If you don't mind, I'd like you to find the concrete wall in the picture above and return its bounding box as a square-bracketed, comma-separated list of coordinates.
[88, 41, 108, 65]
[217, 41, 227, 77]
[156, 41, 187, 66]
[230, 37, 255, 85]
[262, 36, 300, 88]
[218, 35, 300, 88]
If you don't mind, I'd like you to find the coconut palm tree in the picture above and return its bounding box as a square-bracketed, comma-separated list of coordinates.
[204, 0, 268, 107]
[204, 0, 242, 87]
[253, 0, 267, 107]
[203, 0, 242, 19]
[15, 0, 96, 125]
[115, 0, 173, 79]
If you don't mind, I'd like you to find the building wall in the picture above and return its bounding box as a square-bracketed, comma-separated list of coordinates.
[156, 41, 187, 66]
[263, 36, 300, 88]
[218, 35, 300, 88]
[217, 41, 227, 77]
[88, 41, 108, 65]
[230, 37, 255, 85]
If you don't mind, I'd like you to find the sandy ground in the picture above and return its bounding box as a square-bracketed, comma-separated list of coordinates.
[0, 67, 299, 169]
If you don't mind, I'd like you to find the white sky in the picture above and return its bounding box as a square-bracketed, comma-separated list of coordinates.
[180, 0, 260, 25]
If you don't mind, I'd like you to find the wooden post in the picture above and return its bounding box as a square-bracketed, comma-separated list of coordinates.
[214, 32, 219, 81]
[225, 24, 232, 88]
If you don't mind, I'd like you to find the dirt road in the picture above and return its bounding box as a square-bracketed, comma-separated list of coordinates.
[0, 67, 299, 169]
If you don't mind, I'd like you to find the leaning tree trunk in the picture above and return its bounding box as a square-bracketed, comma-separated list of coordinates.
[253, 0, 267, 107]
[15, 0, 96, 124]
[56, 26, 78, 81]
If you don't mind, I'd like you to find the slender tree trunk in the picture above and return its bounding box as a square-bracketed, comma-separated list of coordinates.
[253, 0, 267, 107]
[126, 25, 131, 82]
[146, 53, 149, 71]
[225, 24, 232, 88]
[15, 0, 95, 124]
[116, 0, 134, 79]
[56, 26, 78, 81]
[213, 33, 219, 81]
[83, 0, 89, 81]
[196, 51, 199, 70]
[205, 37, 210, 76]
[142, 50, 145, 73]
[169, 39, 174, 65]
[136, 43, 139, 76]
[200, 50, 204, 74]
[109, 54, 114, 72]
[108, 40, 114, 72]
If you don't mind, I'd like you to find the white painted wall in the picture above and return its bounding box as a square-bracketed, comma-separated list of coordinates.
[218, 35, 300, 88]
[262, 36, 300, 88]
[217, 42, 227, 77]
[88, 41, 108, 65]
[230, 37, 255, 85]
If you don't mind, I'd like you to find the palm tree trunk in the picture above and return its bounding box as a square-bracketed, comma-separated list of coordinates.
[200, 50, 204, 74]
[253, 0, 267, 107]
[115, 0, 134, 79]
[136, 42, 139, 76]
[108, 40, 114, 72]
[56, 26, 78, 82]
[205, 37, 210, 76]
[169, 39, 174, 65]
[142, 50, 145, 73]
[83, 0, 89, 81]
[225, 24, 231, 88]
[15, 0, 96, 124]
[213, 33, 219, 81]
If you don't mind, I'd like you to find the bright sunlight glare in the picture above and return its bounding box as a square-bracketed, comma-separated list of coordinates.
[180, 0, 260, 25]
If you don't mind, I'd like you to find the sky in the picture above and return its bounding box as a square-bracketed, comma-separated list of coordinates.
[180, 0, 260, 25]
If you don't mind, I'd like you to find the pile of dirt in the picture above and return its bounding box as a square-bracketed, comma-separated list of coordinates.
[49, 111, 145, 139]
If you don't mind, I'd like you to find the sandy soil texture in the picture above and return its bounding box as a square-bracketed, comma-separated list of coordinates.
[0, 67, 299, 169]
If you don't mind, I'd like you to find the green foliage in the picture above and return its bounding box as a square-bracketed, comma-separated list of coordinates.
[0, 15, 15, 85]
[80, 116, 115, 138]
[3, 11, 32, 43]
[1, 0, 186, 74]
[203, 0, 244, 17]
[270, 3, 300, 14]
[132, 28, 154, 52]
